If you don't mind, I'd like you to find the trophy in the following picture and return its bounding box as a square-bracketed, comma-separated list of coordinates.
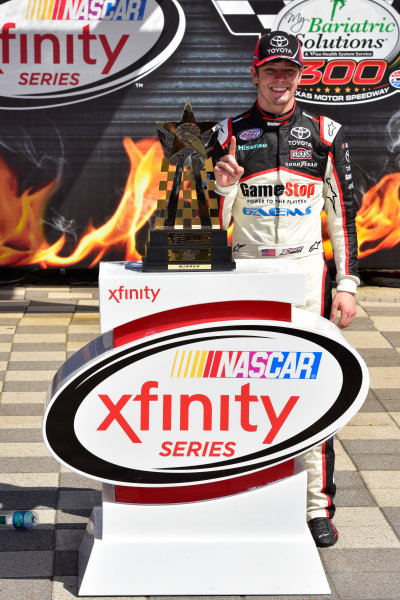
[141, 100, 235, 272]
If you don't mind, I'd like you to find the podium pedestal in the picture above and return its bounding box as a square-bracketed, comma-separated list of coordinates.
[75, 258, 333, 596]
[98, 258, 306, 331]
[78, 458, 329, 596]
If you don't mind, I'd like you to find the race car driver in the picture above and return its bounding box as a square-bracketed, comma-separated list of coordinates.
[211, 30, 359, 548]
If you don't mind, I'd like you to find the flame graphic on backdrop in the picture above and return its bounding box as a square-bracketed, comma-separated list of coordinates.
[322, 172, 400, 261]
[0, 137, 399, 267]
[31, 138, 164, 267]
[0, 156, 58, 266]
[0, 138, 164, 267]
[354, 173, 400, 258]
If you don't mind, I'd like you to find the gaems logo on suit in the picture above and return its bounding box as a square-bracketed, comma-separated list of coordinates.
[243, 206, 312, 217]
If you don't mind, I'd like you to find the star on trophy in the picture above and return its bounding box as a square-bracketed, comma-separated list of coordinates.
[141, 100, 235, 271]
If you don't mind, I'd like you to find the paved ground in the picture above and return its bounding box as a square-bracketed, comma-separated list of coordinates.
[0, 282, 400, 600]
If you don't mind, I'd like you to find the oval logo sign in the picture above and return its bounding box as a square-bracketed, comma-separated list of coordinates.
[43, 307, 368, 493]
[238, 128, 263, 141]
[0, 0, 185, 109]
[275, 0, 400, 105]
[389, 69, 400, 88]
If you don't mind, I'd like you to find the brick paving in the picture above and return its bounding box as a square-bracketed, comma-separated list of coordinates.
[0, 283, 400, 599]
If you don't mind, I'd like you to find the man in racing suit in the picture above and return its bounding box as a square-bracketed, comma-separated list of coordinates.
[212, 31, 359, 547]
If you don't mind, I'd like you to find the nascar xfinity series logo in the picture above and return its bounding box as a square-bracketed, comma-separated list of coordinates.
[43, 306, 368, 493]
[0, 0, 185, 108]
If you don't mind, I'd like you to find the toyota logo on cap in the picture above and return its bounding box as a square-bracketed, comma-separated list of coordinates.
[252, 31, 304, 69]
[291, 127, 311, 140]
[271, 36, 289, 48]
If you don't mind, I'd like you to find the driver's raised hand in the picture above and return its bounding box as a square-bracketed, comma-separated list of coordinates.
[214, 136, 244, 188]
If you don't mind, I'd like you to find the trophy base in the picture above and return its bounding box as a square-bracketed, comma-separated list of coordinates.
[142, 228, 236, 272]
[142, 260, 236, 272]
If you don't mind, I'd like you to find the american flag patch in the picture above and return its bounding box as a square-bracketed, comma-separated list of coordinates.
[342, 143, 349, 149]
[261, 248, 276, 257]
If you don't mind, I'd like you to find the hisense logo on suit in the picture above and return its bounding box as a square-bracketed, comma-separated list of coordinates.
[0, 0, 185, 108]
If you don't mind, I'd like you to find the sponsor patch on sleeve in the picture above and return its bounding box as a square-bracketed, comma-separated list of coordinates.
[320, 116, 341, 145]
[290, 148, 312, 160]
[238, 128, 263, 141]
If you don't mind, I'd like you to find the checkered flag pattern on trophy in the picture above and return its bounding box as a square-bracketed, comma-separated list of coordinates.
[141, 100, 235, 272]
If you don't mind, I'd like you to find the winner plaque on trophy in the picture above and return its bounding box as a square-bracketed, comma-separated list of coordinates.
[141, 100, 235, 272]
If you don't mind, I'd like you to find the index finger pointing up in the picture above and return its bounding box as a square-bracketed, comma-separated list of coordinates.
[229, 136, 237, 156]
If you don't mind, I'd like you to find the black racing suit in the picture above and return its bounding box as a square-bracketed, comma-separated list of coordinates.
[211, 100, 359, 520]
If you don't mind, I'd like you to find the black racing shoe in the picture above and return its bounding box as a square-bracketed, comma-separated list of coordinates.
[308, 517, 338, 547]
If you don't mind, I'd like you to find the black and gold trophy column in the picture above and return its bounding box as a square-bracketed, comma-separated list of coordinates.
[142, 101, 235, 272]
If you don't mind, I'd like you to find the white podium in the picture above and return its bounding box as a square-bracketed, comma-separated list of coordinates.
[37, 258, 366, 595]
[98, 258, 307, 331]
[76, 259, 336, 596]
[78, 460, 329, 596]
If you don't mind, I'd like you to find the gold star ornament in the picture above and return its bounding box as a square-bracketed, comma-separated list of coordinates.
[158, 100, 218, 159]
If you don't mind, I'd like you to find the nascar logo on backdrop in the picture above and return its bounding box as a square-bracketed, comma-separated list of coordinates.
[25, 0, 147, 20]
[0, 0, 185, 108]
[211, 0, 400, 105]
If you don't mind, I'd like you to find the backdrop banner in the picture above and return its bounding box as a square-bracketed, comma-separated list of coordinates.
[0, 0, 399, 272]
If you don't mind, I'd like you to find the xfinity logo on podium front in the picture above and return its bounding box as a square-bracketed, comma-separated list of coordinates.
[97, 379, 300, 450]
[43, 305, 368, 490]
[108, 285, 160, 303]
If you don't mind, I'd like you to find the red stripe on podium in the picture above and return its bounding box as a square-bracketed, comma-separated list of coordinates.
[115, 460, 294, 504]
[203, 350, 214, 378]
[114, 300, 292, 348]
[113, 300, 293, 504]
